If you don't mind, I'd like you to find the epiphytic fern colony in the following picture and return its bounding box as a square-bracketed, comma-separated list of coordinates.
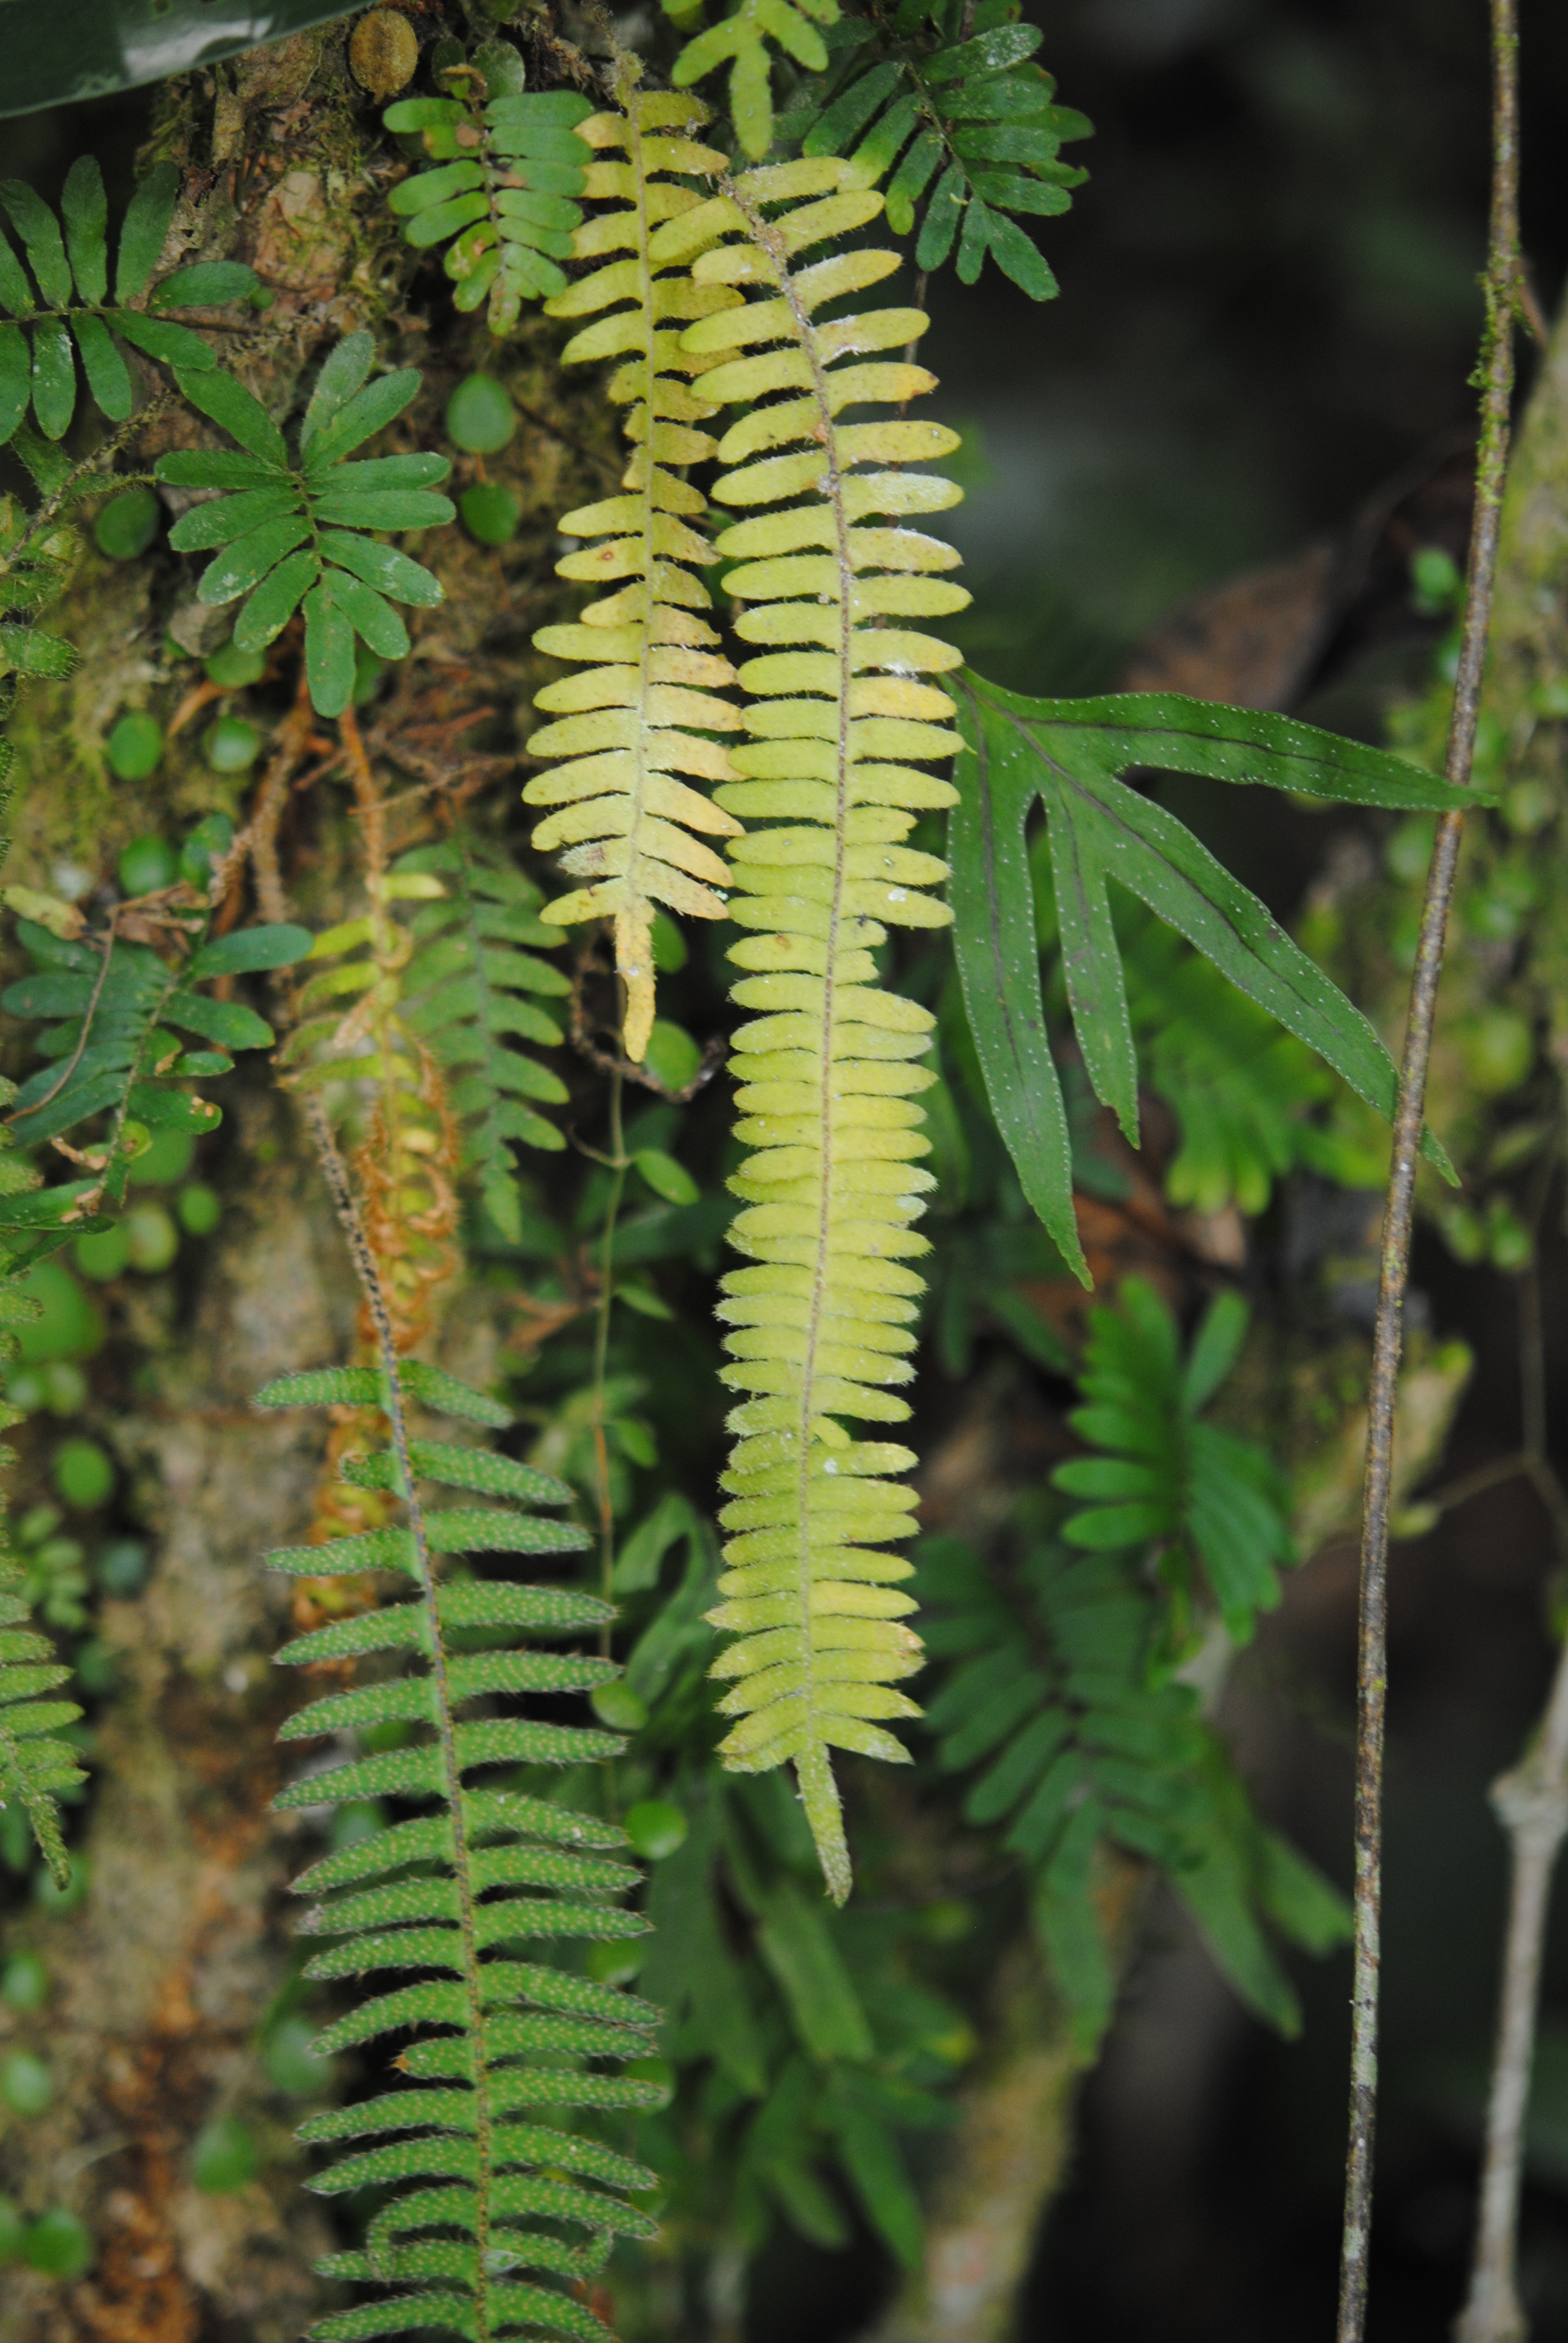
[0, 7, 1511, 2334]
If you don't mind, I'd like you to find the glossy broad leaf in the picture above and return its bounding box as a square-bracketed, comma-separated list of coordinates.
[949, 675, 1480, 1283]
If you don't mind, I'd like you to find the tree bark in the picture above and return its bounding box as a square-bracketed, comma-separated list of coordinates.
[0, 20, 609, 2336]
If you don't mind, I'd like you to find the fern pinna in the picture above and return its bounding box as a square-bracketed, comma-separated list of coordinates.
[259, 1355, 661, 2342]
[525, 84, 745, 1065]
[666, 160, 965, 1898]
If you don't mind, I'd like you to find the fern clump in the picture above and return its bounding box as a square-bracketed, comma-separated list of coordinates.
[4, 916, 310, 1204]
[526, 83, 746, 1064]
[660, 160, 965, 1898]
[259, 1358, 662, 2342]
[1118, 903, 1334, 1218]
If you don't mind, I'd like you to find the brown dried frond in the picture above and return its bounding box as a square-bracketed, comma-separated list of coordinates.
[352, 1035, 463, 1356]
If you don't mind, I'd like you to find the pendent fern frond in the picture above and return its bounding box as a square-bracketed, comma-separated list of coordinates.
[668, 160, 967, 1899]
[527, 84, 746, 1063]
[261, 1143, 664, 2343]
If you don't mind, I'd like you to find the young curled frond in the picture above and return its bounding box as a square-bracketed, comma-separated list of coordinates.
[527, 84, 746, 1063]
[661, 158, 967, 1898]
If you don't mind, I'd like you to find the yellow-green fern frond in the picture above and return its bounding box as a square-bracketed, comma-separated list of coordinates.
[675, 162, 967, 1900]
[528, 85, 747, 1063]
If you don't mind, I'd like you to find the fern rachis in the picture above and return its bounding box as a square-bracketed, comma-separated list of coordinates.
[650, 160, 966, 1898]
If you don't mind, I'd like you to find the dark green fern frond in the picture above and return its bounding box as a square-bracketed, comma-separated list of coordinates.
[917, 1525, 1347, 2053]
[0, 157, 258, 444]
[1053, 1278, 1294, 1647]
[258, 1358, 661, 2342]
[1117, 903, 1334, 1218]
[2, 916, 310, 1207]
[0, 1500, 83, 1892]
[155, 333, 454, 718]
[397, 834, 570, 1242]
[791, 8, 1092, 300]
[384, 87, 593, 332]
[0, 1084, 83, 1889]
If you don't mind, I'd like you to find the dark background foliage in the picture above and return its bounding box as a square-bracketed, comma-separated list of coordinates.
[7, 0, 1568, 2335]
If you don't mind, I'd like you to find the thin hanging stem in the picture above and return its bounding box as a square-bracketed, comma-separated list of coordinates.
[1336, 5, 1524, 2336]
[591, 1067, 628, 1653]
[1455, 1239, 1568, 2340]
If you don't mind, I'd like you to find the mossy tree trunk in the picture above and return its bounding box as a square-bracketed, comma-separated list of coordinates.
[0, 20, 610, 2337]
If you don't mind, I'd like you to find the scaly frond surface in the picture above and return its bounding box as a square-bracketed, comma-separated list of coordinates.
[258, 1360, 662, 2343]
[664, 159, 967, 1897]
[528, 85, 746, 1063]
[384, 88, 593, 332]
[155, 333, 453, 718]
[284, 866, 467, 1348]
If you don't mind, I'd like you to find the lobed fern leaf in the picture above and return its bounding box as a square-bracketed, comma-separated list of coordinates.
[384, 87, 593, 332]
[1053, 1279, 1293, 1648]
[645, 157, 967, 1896]
[918, 1522, 1347, 2053]
[0, 157, 260, 445]
[258, 1358, 662, 2342]
[396, 835, 570, 1242]
[948, 681, 1483, 1282]
[792, 5, 1092, 300]
[527, 84, 750, 1063]
[154, 332, 453, 718]
[3, 914, 310, 1205]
